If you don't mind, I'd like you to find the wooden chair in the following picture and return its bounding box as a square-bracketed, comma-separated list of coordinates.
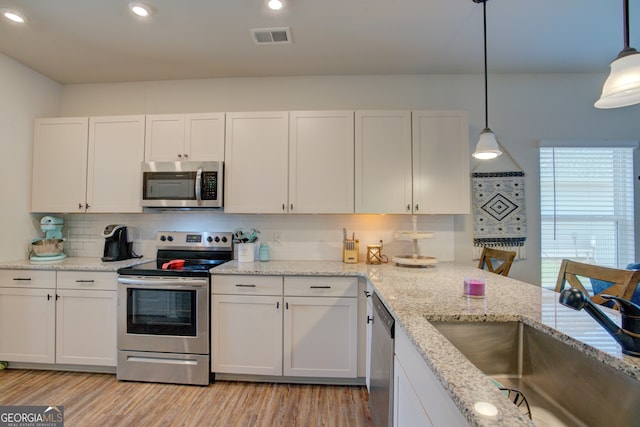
[554, 259, 640, 307]
[477, 247, 517, 277]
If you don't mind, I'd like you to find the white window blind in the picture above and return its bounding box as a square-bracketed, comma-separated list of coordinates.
[539, 145, 636, 289]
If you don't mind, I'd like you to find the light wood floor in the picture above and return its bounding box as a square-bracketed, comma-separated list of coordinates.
[0, 369, 372, 426]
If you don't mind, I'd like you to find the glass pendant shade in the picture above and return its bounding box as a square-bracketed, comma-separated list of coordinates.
[595, 51, 640, 108]
[472, 128, 502, 160]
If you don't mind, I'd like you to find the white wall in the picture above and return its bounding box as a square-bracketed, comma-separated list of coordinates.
[57, 74, 640, 285]
[0, 53, 61, 261]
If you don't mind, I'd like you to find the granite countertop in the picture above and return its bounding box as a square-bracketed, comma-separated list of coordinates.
[212, 260, 640, 427]
[0, 257, 151, 272]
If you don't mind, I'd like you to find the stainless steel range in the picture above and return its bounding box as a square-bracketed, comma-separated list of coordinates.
[116, 231, 233, 386]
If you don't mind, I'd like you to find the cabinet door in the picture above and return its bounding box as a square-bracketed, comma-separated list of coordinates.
[224, 112, 289, 213]
[365, 285, 373, 391]
[55, 289, 117, 366]
[412, 111, 470, 214]
[211, 294, 283, 375]
[0, 288, 55, 363]
[144, 114, 185, 161]
[355, 111, 412, 214]
[395, 327, 470, 426]
[87, 115, 145, 213]
[283, 296, 358, 378]
[394, 355, 434, 427]
[31, 117, 89, 213]
[185, 113, 225, 161]
[289, 111, 354, 213]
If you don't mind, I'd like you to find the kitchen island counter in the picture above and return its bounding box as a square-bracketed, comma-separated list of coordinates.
[212, 260, 640, 426]
[0, 257, 151, 272]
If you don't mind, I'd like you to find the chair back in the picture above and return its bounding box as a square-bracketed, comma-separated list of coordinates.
[554, 259, 640, 307]
[477, 247, 517, 277]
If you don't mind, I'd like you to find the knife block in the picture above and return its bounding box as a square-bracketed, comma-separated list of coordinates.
[343, 239, 359, 264]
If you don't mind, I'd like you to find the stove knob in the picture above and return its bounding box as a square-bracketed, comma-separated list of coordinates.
[167, 235, 173, 242]
[159, 235, 166, 242]
[214, 236, 220, 242]
[221, 236, 227, 243]
[207, 236, 213, 242]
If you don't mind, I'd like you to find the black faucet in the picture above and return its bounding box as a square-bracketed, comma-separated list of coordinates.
[559, 287, 640, 357]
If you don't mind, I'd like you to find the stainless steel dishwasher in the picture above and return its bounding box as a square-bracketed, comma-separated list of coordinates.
[369, 292, 395, 427]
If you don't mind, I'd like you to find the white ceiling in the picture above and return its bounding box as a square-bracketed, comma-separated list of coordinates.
[0, 0, 638, 85]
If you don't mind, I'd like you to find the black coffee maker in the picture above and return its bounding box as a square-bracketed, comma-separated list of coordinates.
[102, 225, 133, 262]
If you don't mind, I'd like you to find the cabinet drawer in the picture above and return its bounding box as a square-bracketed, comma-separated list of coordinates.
[57, 271, 117, 291]
[284, 276, 358, 297]
[212, 275, 283, 295]
[0, 269, 56, 288]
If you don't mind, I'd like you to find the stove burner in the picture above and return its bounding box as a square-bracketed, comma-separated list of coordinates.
[118, 231, 234, 278]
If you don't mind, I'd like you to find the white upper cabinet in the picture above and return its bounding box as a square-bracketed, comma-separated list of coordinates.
[355, 111, 413, 214]
[32, 117, 89, 213]
[224, 112, 289, 213]
[32, 116, 145, 213]
[145, 113, 225, 162]
[412, 110, 470, 214]
[355, 110, 469, 215]
[289, 111, 354, 214]
[87, 115, 145, 213]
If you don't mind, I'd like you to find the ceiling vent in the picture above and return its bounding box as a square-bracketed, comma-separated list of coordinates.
[250, 27, 292, 44]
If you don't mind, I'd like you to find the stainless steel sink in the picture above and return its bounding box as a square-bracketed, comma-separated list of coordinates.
[431, 321, 640, 427]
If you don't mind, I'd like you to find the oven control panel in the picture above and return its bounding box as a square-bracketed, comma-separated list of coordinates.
[156, 231, 233, 250]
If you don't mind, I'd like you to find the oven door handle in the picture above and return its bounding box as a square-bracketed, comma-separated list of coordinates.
[117, 277, 208, 287]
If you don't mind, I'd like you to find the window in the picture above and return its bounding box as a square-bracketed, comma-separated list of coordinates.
[539, 143, 636, 289]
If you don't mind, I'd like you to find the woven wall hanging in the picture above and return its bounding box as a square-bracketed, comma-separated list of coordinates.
[472, 171, 527, 260]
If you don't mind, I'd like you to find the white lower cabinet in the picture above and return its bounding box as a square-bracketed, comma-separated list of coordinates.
[365, 282, 374, 391]
[212, 294, 283, 375]
[55, 271, 117, 366]
[283, 296, 358, 377]
[211, 275, 359, 380]
[394, 327, 469, 427]
[0, 270, 117, 367]
[0, 270, 56, 363]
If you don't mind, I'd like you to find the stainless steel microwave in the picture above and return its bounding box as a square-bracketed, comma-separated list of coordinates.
[141, 161, 223, 208]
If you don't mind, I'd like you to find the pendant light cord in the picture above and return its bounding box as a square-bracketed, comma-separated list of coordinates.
[618, 0, 637, 57]
[483, 0, 489, 130]
[623, 0, 630, 49]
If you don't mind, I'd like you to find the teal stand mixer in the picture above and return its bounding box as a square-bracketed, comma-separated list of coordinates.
[30, 216, 67, 262]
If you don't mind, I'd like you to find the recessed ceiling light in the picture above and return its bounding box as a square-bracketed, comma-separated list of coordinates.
[266, 0, 284, 11]
[128, 2, 153, 17]
[1, 9, 26, 23]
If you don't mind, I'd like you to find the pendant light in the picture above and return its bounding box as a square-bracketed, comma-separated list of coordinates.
[595, 0, 640, 109]
[472, 0, 502, 160]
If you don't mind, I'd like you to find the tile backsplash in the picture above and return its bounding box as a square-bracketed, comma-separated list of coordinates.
[31, 212, 456, 262]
